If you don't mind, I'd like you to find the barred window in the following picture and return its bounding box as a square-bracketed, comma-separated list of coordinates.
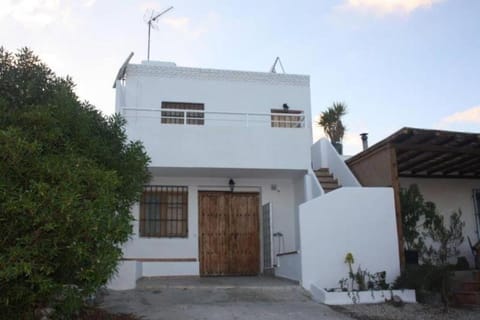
[161, 102, 204, 125]
[139, 186, 188, 238]
[270, 108, 304, 128]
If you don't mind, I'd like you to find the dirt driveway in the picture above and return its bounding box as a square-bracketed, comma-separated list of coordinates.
[101, 276, 353, 320]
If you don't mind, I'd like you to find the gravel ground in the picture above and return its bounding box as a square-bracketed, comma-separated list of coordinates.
[331, 303, 480, 320]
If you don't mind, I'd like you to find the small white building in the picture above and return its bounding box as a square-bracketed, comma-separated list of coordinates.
[109, 55, 401, 295]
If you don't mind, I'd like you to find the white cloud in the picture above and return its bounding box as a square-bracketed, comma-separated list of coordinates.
[162, 17, 190, 29]
[0, 0, 94, 29]
[81, 0, 96, 7]
[339, 0, 445, 16]
[440, 105, 480, 124]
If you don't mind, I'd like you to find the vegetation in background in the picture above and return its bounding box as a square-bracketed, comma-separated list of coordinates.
[400, 184, 437, 251]
[0, 48, 150, 318]
[398, 184, 465, 312]
[422, 210, 464, 312]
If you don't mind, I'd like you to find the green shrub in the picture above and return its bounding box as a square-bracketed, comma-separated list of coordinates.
[0, 48, 150, 318]
[394, 264, 455, 303]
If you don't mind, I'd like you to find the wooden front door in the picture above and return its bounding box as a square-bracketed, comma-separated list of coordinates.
[199, 192, 260, 276]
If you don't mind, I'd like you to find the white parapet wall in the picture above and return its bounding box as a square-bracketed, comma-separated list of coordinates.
[299, 187, 400, 291]
[107, 261, 143, 290]
[311, 139, 360, 187]
[275, 252, 301, 282]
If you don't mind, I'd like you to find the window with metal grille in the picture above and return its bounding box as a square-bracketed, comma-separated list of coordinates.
[139, 186, 188, 238]
[161, 101, 204, 125]
[270, 109, 304, 128]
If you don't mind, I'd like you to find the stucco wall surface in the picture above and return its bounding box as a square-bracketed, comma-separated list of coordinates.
[118, 63, 313, 171]
[118, 176, 301, 280]
[400, 177, 480, 266]
[299, 187, 400, 291]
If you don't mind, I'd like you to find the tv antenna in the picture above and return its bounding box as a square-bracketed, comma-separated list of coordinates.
[144, 6, 174, 61]
[270, 57, 285, 73]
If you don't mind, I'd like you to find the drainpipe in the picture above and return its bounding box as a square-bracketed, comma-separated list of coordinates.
[360, 133, 368, 151]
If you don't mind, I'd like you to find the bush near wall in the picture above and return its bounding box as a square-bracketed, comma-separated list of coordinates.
[0, 48, 150, 318]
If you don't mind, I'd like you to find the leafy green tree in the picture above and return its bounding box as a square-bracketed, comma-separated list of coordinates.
[0, 48, 150, 318]
[400, 184, 437, 250]
[422, 210, 464, 312]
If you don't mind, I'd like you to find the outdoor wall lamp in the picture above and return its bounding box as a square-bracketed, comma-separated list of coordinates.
[228, 178, 235, 193]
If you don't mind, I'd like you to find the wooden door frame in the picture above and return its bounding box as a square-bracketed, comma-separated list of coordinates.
[198, 191, 261, 276]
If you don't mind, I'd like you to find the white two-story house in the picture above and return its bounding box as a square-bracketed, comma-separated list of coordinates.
[109, 55, 402, 297]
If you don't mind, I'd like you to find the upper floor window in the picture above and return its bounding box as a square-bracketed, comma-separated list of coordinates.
[161, 102, 204, 125]
[139, 185, 188, 238]
[270, 108, 304, 128]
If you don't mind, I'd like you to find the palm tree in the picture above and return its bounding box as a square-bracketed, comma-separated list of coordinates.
[319, 102, 347, 154]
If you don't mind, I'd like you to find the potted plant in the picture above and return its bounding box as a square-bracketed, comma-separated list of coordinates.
[400, 184, 436, 265]
[318, 102, 347, 155]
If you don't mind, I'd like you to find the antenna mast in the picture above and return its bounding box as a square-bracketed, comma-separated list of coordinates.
[270, 57, 285, 73]
[146, 6, 174, 61]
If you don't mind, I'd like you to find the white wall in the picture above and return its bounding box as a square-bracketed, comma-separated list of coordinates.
[108, 261, 142, 290]
[275, 253, 301, 281]
[400, 177, 480, 266]
[117, 175, 301, 281]
[125, 122, 311, 170]
[118, 63, 312, 171]
[311, 139, 360, 187]
[299, 187, 400, 291]
[124, 64, 311, 123]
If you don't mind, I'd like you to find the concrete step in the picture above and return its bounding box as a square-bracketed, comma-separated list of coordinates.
[315, 169, 332, 178]
[316, 176, 337, 183]
[320, 181, 340, 188]
[314, 168, 341, 193]
[323, 186, 341, 193]
[137, 276, 300, 290]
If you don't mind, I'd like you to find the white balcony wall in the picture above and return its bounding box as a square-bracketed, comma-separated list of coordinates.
[126, 120, 311, 170]
[118, 63, 312, 170]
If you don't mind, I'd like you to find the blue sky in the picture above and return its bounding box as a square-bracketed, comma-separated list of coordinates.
[1, 0, 479, 154]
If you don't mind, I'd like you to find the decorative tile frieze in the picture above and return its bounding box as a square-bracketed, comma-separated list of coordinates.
[126, 64, 309, 87]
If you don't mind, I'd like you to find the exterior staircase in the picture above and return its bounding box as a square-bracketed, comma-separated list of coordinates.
[315, 168, 341, 193]
[454, 270, 480, 306]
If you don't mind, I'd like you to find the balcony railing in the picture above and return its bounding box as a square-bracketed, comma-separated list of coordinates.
[122, 107, 306, 128]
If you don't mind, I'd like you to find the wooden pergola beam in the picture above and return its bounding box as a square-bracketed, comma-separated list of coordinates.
[406, 153, 459, 174]
[423, 154, 472, 175]
[399, 173, 480, 179]
[397, 152, 436, 172]
[393, 143, 480, 156]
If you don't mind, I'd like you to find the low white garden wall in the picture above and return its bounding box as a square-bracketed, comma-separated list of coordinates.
[311, 285, 416, 305]
[107, 261, 142, 290]
[299, 187, 400, 291]
[275, 252, 301, 282]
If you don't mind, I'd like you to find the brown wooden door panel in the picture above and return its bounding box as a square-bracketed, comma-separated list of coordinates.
[199, 192, 259, 276]
[199, 192, 229, 275]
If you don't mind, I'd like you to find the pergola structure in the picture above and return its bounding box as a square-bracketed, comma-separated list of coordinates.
[386, 128, 480, 178]
[346, 127, 480, 267]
